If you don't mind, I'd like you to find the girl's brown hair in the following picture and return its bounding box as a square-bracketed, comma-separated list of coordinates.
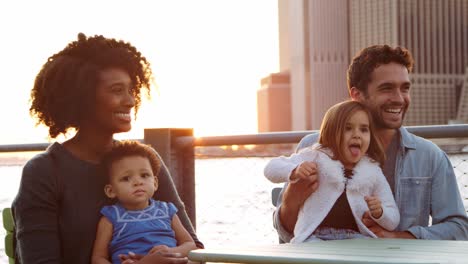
[318, 100, 385, 167]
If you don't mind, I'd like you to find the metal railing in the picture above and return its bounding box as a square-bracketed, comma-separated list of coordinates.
[1, 125, 467, 249]
[178, 124, 468, 147]
[1, 124, 467, 228]
[3, 124, 466, 152]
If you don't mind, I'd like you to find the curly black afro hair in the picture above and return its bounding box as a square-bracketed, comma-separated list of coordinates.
[30, 33, 154, 138]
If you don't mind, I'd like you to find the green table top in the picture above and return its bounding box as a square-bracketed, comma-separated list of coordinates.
[188, 239, 468, 264]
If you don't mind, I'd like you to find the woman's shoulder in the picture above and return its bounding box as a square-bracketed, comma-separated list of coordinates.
[16, 143, 63, 200]
[27, 142, 96, 169]
[23, 143, 60, 171]
[23, 142, 86, 177]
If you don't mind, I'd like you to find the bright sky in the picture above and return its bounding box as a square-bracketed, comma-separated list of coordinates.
[0, 0, 279, 144]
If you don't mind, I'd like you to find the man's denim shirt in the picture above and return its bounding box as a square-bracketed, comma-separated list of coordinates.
[273, 127, 468, 240]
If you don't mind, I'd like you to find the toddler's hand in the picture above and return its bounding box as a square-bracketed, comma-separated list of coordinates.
[119, 251, 143, 264]
[365, 196, 383, 219]
[150, 245, 171, 255]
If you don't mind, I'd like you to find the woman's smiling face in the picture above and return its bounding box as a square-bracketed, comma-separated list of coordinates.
[91, 68, 135, 134]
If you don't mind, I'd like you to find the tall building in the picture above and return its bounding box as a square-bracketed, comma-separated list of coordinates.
[350, 0, 468, 125]
[277, 0, 351, 131]
[259, 0, 468, 132]
[257, 72, 291, 132]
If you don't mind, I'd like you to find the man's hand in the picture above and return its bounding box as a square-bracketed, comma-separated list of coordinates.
[280, 161, 319, 233]
[365, 196, 383, 218]
[362, 211, 415, 239]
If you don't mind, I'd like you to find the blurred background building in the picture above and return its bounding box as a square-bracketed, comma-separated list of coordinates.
[257, 72, 291, 132]
[258, 0, 468, 132]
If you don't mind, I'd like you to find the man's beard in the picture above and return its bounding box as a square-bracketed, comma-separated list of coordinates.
[370, 105, 406, 129]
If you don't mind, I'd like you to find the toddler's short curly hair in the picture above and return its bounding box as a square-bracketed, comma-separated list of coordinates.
[100, 140, 161, 183]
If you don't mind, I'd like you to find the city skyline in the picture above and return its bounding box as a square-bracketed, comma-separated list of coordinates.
[260, 0, 468, 132]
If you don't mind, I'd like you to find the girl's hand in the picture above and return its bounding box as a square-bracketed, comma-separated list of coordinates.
[365, 196, 383, 218]
[290, 161, 318, 183]
[283, 161, 319, 221]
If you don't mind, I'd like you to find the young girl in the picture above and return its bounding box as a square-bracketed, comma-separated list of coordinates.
[264, 100, 399, 243]
[92, 140, 197, 264]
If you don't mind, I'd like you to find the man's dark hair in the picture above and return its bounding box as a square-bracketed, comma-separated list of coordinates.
[347, 45, 414, 94]
[30, 33, 154, 138]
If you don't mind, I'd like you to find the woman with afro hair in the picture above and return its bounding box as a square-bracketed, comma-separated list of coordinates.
[12, 33, 202, 264]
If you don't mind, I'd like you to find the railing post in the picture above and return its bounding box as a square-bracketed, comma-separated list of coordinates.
[143, 128, 196, 228]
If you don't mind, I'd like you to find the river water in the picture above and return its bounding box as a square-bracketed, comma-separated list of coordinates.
[1, 155, 467, 263]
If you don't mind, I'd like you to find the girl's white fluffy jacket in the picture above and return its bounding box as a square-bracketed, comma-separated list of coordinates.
[264, 145, 400, 243]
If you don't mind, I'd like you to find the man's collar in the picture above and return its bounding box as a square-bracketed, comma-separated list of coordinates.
[399, 127, 417, 150]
